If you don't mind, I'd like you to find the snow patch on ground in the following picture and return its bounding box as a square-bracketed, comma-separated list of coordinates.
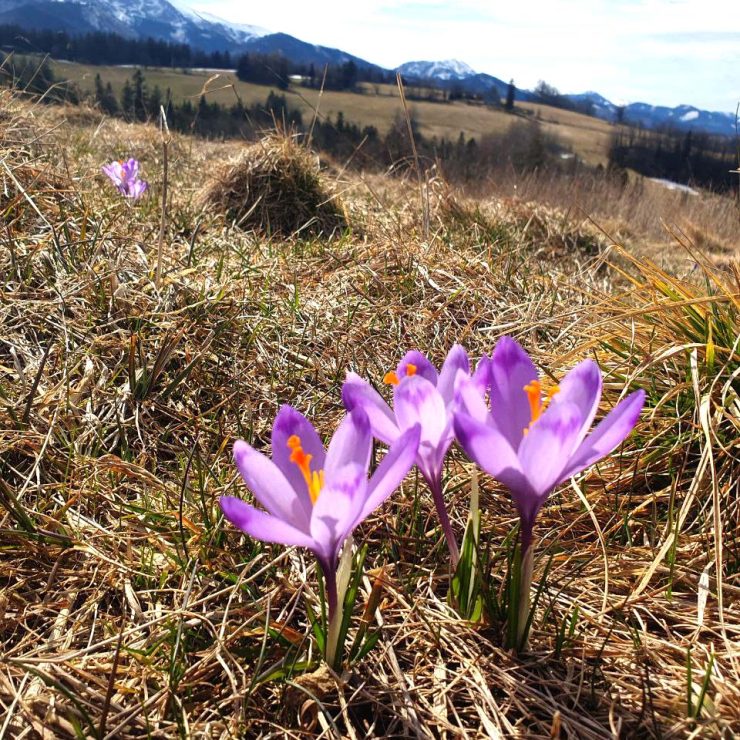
[649, 178, 698, 195]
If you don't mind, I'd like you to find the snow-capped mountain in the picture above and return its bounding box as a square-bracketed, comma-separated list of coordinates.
[619, 102, 736, 136]
[396, 59, 528, 104]
[561, 94, 736, 136]
[0, 0, 268, 52]
[397, 59, 476, 81]
[0, 0, 382, 70]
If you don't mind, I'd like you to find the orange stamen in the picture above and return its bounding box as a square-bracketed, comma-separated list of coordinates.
[523, 379, 543, 423]
[384, 362, 417, 386]
[522, 379, 560, 433]
[383, 371, 400, 386]
[287, 434, 324, 504]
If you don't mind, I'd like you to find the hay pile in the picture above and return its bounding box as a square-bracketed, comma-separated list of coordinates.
[201, 133, 347, 238]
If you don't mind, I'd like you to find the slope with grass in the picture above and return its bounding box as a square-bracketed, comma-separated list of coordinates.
[50, 60, 617, 165]
[1, 92, 739, 737]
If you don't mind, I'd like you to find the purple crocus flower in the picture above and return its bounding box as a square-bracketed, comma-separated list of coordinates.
[220, 405, 420, 620]
[101, 158, 148, 199]
[342, 345, 489, 565]
[454, 336, 644, 647]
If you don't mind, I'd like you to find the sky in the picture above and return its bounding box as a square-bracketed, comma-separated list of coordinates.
[183, 0, 739, 112]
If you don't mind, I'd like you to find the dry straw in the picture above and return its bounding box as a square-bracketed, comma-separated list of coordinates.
[200, 132, 347, 238]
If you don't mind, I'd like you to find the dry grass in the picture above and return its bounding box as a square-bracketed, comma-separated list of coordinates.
[1, 94, 739, 738]
[469, 168, 740, 268]
[200, 133, 346, 237]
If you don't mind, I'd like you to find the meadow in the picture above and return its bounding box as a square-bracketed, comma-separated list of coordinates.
[1, 86, 739, 738]
[51, 60, 615, 166]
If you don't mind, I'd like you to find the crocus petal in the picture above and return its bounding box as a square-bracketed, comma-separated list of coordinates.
[518, 401, 584, 497]
[490, 336, 539, 449]
[310, 464, 367, 563]
[453, 370, 489, 424]
[220, 496, 316, 550]
[233, 439, 311, 528]
[559, 389, 645, 482]
[436, 344, 470, 405]
[548, 359, 602, 449]
[453, 411, 524, 492]
[397, 350, 438, 385]
[123, 158, 140, 179]
[359, 423, 421, 521]
[394, 375, 450, 479]
[471, 354, 492, 394]
[271, 405, 326, 499]
[102, 164, 119, 181]
[129, 180, 148, 199]
[325, 407, 372, 479]
[102, 163, 124, 186]
[342, 372, 400, 445]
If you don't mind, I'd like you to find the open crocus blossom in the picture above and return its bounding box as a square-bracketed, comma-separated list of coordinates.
[220, 405, 420, 622]
[342, 345, 490, 565]
[101, 158, 148, 199]
[454, 336, 644, 647]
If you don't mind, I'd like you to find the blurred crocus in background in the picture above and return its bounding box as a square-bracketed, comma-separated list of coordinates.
[454, 336, 644, 650]
[343, 345, 489, 565]
[220, 405, 420, 665]
[101, 158, 148, 199]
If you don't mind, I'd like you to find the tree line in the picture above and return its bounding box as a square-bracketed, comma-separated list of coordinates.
[0, 24, 230, 69]
[608, 128, 737, 192]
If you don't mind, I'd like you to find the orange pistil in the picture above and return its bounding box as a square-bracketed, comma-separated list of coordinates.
[383, 362, 417, 386]
[287, 435, 324, 504]
[522, 379, 560, 434]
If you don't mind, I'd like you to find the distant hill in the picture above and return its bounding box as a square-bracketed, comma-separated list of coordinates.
[0, 0, 267, 52]
[400, 63, 736, 137]
[244, 33, 384, 72]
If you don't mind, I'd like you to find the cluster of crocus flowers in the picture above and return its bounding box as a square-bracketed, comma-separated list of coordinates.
[222, 336, 643, 660]
[101, 158, 148, 199]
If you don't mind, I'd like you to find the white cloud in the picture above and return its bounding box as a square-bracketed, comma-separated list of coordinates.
[184, 0, 740, 111]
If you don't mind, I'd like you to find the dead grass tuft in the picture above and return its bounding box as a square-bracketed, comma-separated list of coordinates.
[200, 132, 347, 238]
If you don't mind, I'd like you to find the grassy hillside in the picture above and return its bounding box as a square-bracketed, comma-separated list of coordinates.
[51, 60, 616, 165]
[1, 91, 739, 737]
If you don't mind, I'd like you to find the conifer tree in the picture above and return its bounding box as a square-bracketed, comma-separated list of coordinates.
[505, 79, 516, 111]
[120, 80, 134, 119]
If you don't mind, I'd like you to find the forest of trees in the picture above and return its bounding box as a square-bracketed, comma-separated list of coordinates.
[532, 81, 596, 116]
[234, 53, 393, 91]
[0, 25, 233, 68]
[608, 128, 737, 192]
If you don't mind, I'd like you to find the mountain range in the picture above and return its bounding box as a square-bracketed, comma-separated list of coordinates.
[0, 0, 734, 137]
